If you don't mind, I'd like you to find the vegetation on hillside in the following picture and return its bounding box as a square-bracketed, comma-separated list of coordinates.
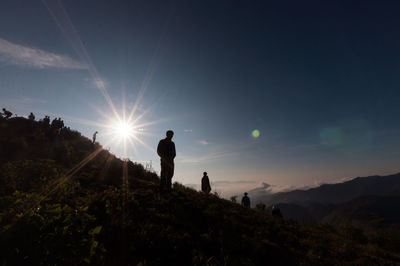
[1, 114, 399, 265]
[322, 195, 400, 253]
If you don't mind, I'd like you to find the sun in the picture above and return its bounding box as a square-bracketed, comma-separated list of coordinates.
[112, 120, 134, 140]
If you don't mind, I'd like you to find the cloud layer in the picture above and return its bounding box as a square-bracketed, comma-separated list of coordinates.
[0, 38, 87, 69]
[178, 151, 238, 164]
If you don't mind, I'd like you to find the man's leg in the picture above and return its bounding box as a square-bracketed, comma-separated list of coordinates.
[160, 162, 167, 190]
[166, 171, 172, 191]
[166, 162, 174, 191]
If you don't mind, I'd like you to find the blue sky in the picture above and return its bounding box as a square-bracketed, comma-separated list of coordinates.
[1, 1, 400, 197]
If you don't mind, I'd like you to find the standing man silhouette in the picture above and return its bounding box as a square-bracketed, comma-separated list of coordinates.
[241, 192, 251, 207]
[201, 172, 211, 194]
[28, 112, 35, 121]
[157, 130, 176, 191]
[92, 131, 98, 144]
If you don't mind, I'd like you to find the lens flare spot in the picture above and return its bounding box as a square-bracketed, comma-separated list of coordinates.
[319, 127, 342, 146]
[252, 129, 260, 138]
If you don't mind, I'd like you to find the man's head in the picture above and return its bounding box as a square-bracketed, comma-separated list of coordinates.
[166, 130, 174, 140]
[203, 172, 207, 176]
[244, 192, 248, 196]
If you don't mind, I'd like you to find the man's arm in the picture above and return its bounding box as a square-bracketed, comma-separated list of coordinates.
[172, 142, 176, 159]
[157, 140, 163, 158]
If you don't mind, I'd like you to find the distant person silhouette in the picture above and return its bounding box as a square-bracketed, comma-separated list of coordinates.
[51, 118, 57, 128]
[241, 192, 251, 207]
[92, 131, 98, 144]
[43, 116, 50, 126]
[28, 112, 35, 121]
[157, 130, 176, 192]
[58, 118, 64, 128]
[2, 108, 12, 119]
[201, 172, 211, 194]
[51, 117, 64, 135]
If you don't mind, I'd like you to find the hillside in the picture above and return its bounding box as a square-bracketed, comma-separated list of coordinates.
[323, 195, 400, 226]
[322, 195, 400, 252]
[1, 115, 399, 265]
[267, 203, 333, 223]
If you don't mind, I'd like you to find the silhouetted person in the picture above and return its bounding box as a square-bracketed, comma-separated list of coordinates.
[2, 108, 12, 119]
[43, 116, 50, 126]
[271, 205, 282, 218]
[51, 117, 64, 135]
[28, 112, 35, 121]
[58, 118, 64, 128]
[51, 118, 57, 128]
[241, 192, 251, 207]
[201, 172, 211, 194]
[92, 131, 98, 144]
[157, 130, 176, 191]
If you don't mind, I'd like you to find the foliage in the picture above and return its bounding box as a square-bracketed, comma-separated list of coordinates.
[255, 203, 266, 211]
[230, 195, 237, 203]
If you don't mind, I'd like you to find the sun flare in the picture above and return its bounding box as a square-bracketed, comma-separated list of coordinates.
[112, 121, 134, 140]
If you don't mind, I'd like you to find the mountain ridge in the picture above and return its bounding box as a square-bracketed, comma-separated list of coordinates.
[254, 173, 400, 207]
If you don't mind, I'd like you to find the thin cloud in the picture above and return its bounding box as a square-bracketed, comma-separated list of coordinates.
[0, 97, 47, 114]
[93, 77, 107, 89]
[178, 141, 257, 164]
[248, 182, 303, 194]
[11, 97, 47, 105]
[198, 140, 209, 145]
[0, 38, 87, 69]
[84, 77, 109, 90]
[212, 180, 257, 185]
[178, 151, 238, 164]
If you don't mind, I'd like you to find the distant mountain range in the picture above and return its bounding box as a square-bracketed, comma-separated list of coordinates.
[252, 173, 400, 207]
[250, 172, 400, 253]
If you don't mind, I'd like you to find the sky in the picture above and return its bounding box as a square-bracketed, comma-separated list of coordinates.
[1, 0, 400, 197]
